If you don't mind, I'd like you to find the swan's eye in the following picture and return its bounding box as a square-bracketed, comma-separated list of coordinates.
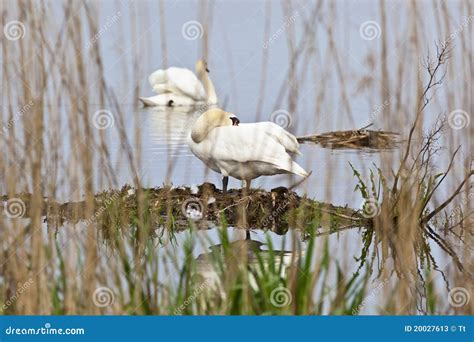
[230, 117, 240, 126]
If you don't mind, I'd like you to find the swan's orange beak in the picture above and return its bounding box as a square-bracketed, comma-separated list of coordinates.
[230, 117, 240, 126]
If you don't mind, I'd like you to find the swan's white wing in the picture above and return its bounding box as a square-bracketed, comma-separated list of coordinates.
[152, 84, 177, 94]
[166, 68, 206, 100]
[148, 69, 167, 87]
[240, 122, 301, 154]
[148, 69, 178, 93]
[191, 125, 307, 177]
[207, 126, 290, 164]
[139, 93, 206, 107]
[148, 67, 206, 100]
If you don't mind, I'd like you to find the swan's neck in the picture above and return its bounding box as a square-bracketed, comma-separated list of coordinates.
[199, 72, 218, 104]
[191, 110, 229, 143]
[191, 117, 210, 143]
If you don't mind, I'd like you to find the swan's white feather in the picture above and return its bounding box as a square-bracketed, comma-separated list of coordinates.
[148, 67, 206, 101]
[241, 122, 301, 154]
[139, 94, 207, 107]
[188, 123, 308, 180]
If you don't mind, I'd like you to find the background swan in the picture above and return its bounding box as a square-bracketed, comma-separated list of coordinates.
[139, 60, 218, 107]
[188, 108, 309, 192]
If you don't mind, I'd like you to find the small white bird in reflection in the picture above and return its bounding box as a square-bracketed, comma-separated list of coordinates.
[188, 108, 309, 192]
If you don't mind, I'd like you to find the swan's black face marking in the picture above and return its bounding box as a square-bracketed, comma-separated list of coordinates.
[167, 100, 174, 107]
[206, 67, 210, 73]
[230, 117, 240, 126]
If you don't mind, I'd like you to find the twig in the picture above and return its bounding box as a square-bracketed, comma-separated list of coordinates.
[319, 208, 365, 222]
[314, 224, 362, 237]
[422, 170, 473, 223]
[421, 145, 461, 211]
[217, 196, 252, 213]
[358, 123, 374, 130]
[392, 43, 449, 195]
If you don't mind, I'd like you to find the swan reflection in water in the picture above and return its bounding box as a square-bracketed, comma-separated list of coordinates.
[193, 233, 303, 293]
[146, 106, 202, 158]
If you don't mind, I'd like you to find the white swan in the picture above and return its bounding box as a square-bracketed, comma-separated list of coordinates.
[188, 108, 309, 192]
[139, 60, 218, 107]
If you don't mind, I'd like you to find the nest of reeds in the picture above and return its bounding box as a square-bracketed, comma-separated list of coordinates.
[297, 128, 399, 150]
[1, 183, 369, 236]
